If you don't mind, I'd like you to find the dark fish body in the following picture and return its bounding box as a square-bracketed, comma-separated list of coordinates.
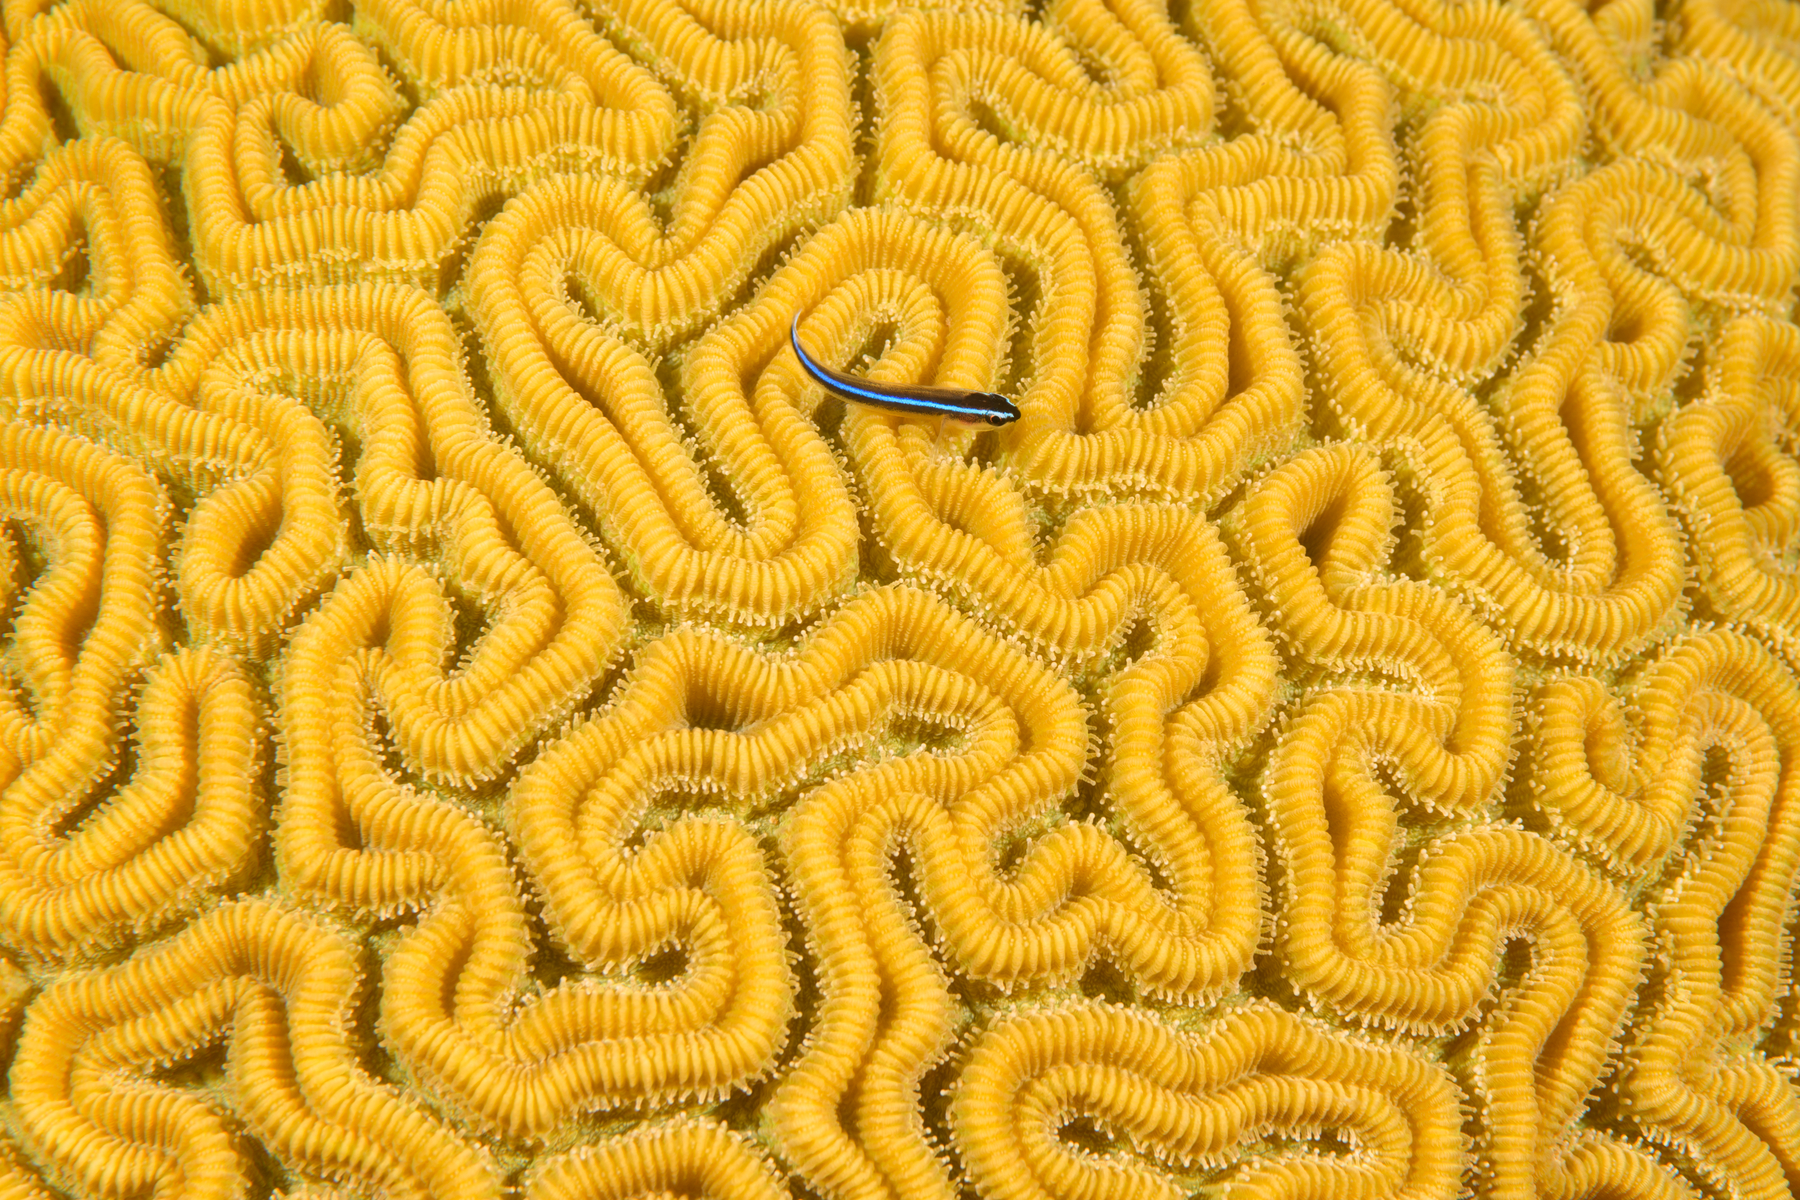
[790, 315, 1021, 427]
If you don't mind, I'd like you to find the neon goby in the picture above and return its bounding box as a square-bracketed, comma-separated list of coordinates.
[789, 314, 1021, 427]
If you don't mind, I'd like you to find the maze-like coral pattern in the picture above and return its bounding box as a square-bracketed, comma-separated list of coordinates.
[0, 0, 1798, 1193]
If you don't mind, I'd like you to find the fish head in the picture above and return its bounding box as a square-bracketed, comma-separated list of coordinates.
[977, 395, 1023, 426]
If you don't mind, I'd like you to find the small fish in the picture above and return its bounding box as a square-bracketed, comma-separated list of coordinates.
[790, 314, 1021, 429]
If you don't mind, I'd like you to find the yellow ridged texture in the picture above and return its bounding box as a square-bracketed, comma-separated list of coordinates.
[0, 0, 1796, 1195]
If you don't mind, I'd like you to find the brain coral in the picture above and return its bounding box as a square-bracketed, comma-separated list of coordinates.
[1, 0, 1799, 1195]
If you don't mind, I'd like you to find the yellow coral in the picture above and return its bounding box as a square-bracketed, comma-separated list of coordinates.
[0, 0, 1798, 1195]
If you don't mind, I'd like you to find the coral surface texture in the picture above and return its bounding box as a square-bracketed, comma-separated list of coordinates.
[2, 0, 1800, 1195]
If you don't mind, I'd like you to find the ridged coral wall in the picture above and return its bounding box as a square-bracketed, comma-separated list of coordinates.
[0, 0, 1799, 1195]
